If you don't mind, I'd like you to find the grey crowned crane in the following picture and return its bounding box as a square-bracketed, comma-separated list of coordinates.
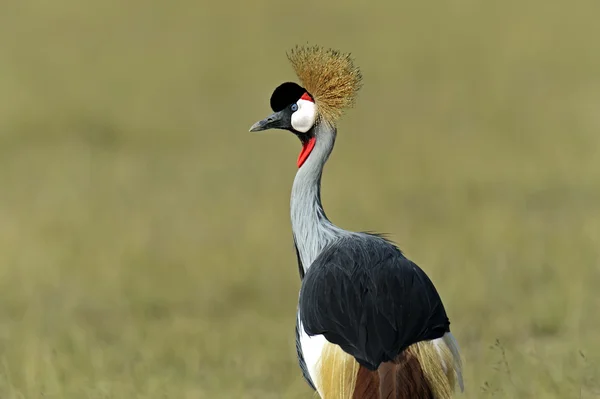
[250, 45, 464, 399]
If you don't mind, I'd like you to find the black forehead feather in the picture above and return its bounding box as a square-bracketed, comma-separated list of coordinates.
[270, 82, 306, 112]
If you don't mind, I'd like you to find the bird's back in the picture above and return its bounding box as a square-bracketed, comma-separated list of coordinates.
[298, 234, 463, 398]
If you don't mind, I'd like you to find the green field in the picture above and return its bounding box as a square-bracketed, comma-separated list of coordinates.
[1, 0, 599, 398]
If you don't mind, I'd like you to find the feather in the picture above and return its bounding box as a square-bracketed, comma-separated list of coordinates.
[317, 342, 359, 399]
[315, 337, 461, 398]
[442, 332, 464, 392]
[391, 346, 435, 399]
[287, 45, 362, 123]
[406, 340, 453, 399]
[377, 361, 398, 399]
[352, 365, 379, 399]
[299, 234, 451, 371]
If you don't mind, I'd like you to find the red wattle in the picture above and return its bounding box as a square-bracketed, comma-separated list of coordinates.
[297, 137, 316, 168]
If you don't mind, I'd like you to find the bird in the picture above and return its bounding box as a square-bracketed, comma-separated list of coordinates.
[249, 45, 464, 399]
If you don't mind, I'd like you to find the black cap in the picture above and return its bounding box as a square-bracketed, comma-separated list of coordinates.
[270, 82, 308, 112]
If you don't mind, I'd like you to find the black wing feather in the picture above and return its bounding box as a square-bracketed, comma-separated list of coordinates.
[293, 239, 305, 279]
[299, 234, 450, 371]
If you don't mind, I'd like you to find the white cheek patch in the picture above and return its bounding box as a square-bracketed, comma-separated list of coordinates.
[291, 99, 317, 133]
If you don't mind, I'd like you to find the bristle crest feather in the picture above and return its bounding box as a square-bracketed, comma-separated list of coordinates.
[287, 45, 362, 123]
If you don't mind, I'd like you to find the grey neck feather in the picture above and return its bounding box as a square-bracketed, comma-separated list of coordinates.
[291, 121, 349, 272]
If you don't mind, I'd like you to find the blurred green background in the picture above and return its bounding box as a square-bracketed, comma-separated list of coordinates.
[1, 0, 599, 398]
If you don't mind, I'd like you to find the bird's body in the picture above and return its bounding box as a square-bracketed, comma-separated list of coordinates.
[250, 45, 463, 398]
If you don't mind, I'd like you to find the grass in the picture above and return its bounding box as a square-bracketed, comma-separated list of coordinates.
[0, 0, 600, 397]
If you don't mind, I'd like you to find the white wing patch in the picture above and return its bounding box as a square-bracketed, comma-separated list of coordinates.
[298, 317, 327, 397]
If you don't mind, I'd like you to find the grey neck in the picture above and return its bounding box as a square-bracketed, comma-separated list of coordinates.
[291, 121, 347, 272]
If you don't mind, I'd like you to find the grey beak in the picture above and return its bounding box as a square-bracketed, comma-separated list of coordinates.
[249, 110, 286, 132]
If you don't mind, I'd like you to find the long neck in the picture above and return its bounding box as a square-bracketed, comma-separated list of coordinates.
[291, 121, 345, 271]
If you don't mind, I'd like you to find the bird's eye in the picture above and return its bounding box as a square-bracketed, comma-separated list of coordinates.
[291, 103, 298, 112]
